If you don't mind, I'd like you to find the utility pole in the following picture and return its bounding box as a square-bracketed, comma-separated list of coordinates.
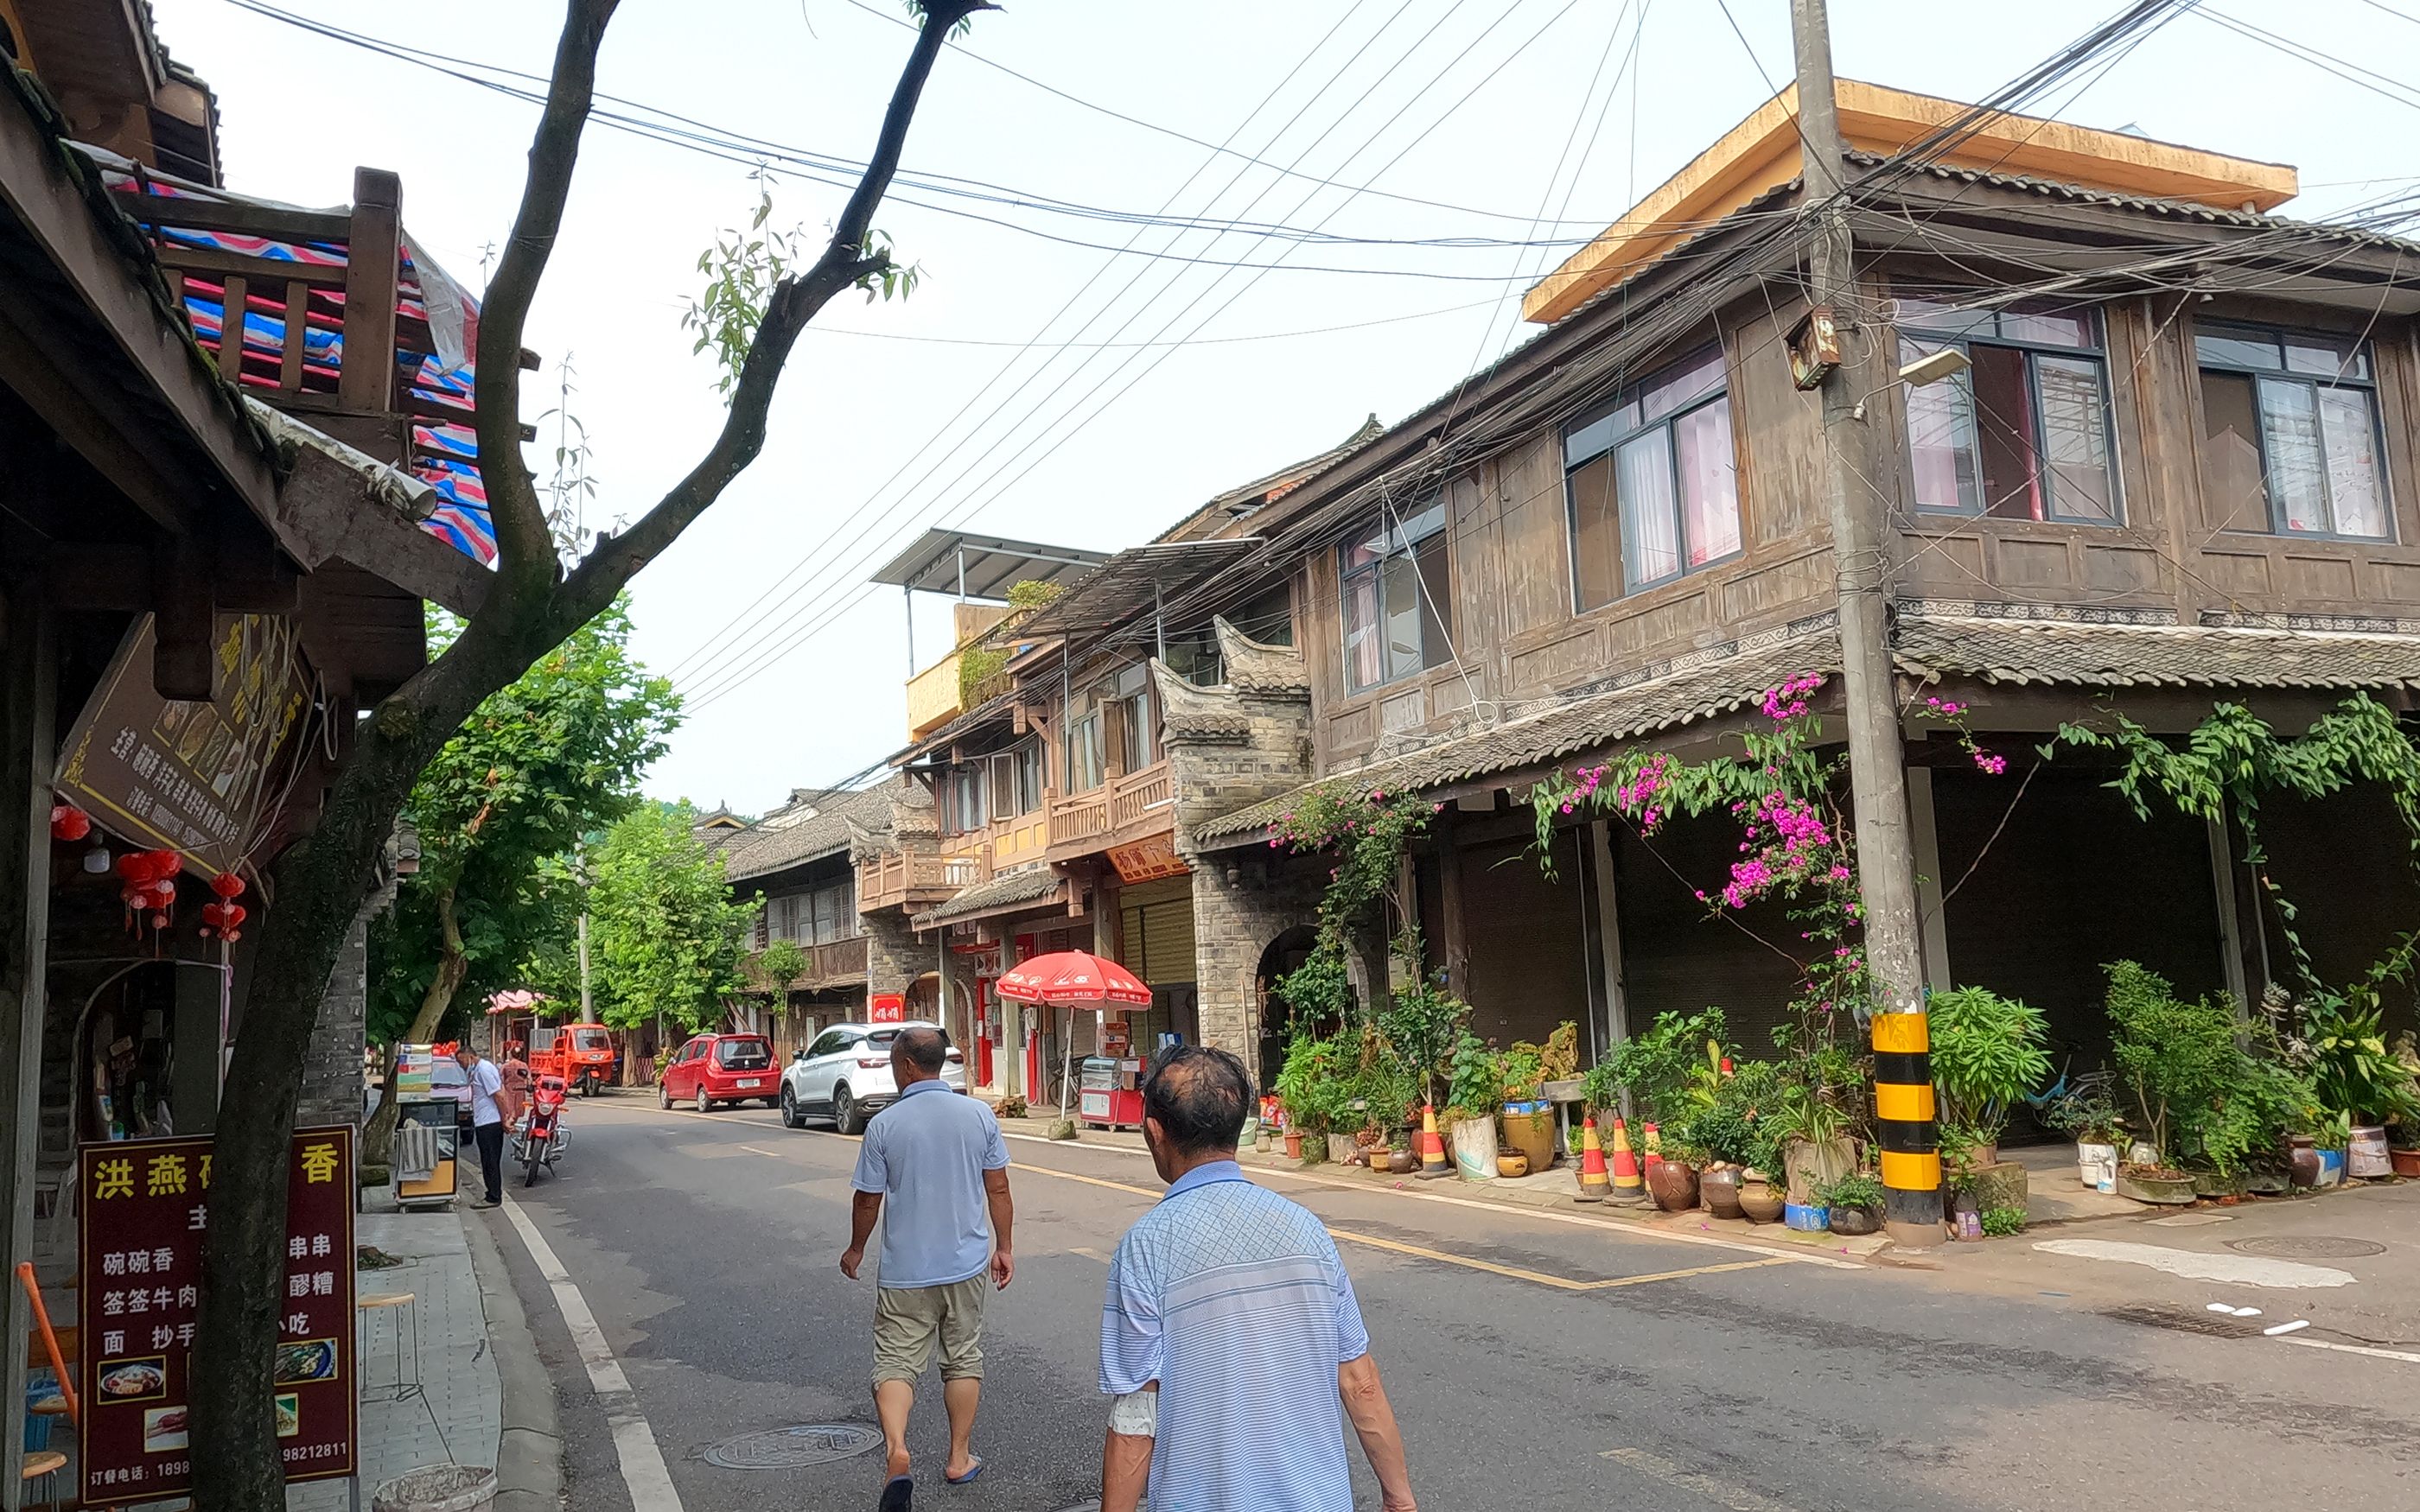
[1790, 0, 1940, 1246]
[574, 839, 593, 1022]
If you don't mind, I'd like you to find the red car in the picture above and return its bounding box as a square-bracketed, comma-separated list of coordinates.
[659, 1033, 780, 1112]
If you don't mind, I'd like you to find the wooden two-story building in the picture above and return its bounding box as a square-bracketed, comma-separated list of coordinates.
[1142, 80, 2420, 1088]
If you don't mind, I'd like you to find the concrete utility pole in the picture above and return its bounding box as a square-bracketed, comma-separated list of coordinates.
[1790, 0, 1940, 1245]
[575, 839, 594, 1021]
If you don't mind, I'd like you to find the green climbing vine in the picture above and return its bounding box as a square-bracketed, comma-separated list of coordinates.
[1258, 782, 1438, 1026]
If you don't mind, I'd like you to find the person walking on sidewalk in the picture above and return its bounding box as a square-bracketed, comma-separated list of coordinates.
[840, 1026, 1013, 1509]
[455, 1044, 510, 1210]
[1098, 1046, 1417, 1512]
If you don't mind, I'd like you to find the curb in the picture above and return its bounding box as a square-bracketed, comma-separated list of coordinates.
[460, 1208, 564, 1512]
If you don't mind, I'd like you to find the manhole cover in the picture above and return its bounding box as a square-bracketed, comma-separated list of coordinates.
[2099, 1305, 2258, 1338]
[2226, 1236, 2387, 1260]
[704, 1424, 883, 1470]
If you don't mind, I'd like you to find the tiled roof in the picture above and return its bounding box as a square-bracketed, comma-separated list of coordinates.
[1895, 612, 2420, 690]
[911, 867, 1063, 929]
[1195, 619, 1841, 841]
[721, 782, 902, 882]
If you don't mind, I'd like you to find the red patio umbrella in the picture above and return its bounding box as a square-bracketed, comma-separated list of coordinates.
[993, 950, 1152, 1121]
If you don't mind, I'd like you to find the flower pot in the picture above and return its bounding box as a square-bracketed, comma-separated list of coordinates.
[1783, 1202, 1830, 1232]
[1367, 1155, 1398, 1181]
[2076, 1141, 2118, 1193]
[1449, 1115, 1500, 1182]
[2189, 1169, 2245, 1198]
[1700, 1166, 1745, 1219]
[1782, 1138, 1858, 1207]
[1829, 1204, 1883, 1236]
[1497, 1153, 1531, 1179]
[1500, 1103, 1557, 1173]
[1387, 1149, 1419, 1175]
[2285, 1136, 2321, 1189]
[2116, 1168, 2197, 1205]
[2127, 1139, 2161, 1167]
[2347, 1126, 2391, 1179]
[2313, 1148, 2346, 1188]
[1328, 1134, 1358, 1166]
[1735, 1178, 1783, 1223]
[2391, 1147, 2420, 1178]
[2245, 1170, 2290, 1196]
[1283, 1130, 1303, 1159]
[1646, 1159, 1699, 1212]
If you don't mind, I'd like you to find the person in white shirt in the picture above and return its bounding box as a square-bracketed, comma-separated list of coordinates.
[454, 1045, 511, 1208]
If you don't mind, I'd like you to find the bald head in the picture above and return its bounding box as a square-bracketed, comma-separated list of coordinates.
[891, 1025, 946, 1081]
[1143, 1046, 1251, 1157]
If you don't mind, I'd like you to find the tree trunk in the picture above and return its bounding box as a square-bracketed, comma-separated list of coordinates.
[360, 886, 467, 1170]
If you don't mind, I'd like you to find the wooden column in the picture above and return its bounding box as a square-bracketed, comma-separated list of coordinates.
[1587, 821, 1629, 1050]
[1, 586, 56, 1512]
[1906, 767, 1953, 991]
[2207, 815, 2256, 1017]
[1436, 817, 1469, 999]
[337, 168, 402, 414]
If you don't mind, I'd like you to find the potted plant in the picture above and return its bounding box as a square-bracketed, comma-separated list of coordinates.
[1820, 1172, 1886, 1235]
[1646, 1133, 1702, 1212]
[2389, 1121, 2420, 1178]
[2038, 1073, 2125, 1191]
[1928, 986, 2053, 1168]
[1443, 1032, 1506, 1181]
[1764, 1083, 1857, 1209]
[1687, 1105, 1755, 1219]
[1276, 1032, 1347, 1166]
[2105, 962, 2228, 1205]
[1498, 1040, 1557, 1173]
[1735, 1164, 1784, 1223]
[1386, 1129, 1418, 1175]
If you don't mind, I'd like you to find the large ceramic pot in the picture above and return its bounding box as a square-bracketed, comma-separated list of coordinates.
[1328, 1134, 1359, 1166]
[1646, 1159, 1699, 1212]
[2116, 1168, 2197, 1204]
[1283, 1130, 1304, 1159]
[2190, 1169, 2246, 1198]
[1700, 1166, 1745, 1219]
[1736, 1178, 1784, 1223]
[1497, 1152, 1531, 1179]
[1829, 1204, 1883, 1236]
[1388, 1149, 1419, 1175]
[2347, 1125, 2391, 1179]
[2285, 1135, 2321, 1189]
[1500, 1102, 1557, 1173]
[1782, 1138, 1859, 1207]
[2391, 1147, 2420, 1178]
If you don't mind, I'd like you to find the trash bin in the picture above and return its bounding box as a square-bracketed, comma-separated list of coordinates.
[22, 1371, 56, 1452]
[372, 1464, 496, 1512]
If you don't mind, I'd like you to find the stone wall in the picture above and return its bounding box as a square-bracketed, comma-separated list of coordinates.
[863, 908, 927, 999]
[1188, 855, 1325, 1083]
[296, 906, 373, 1129]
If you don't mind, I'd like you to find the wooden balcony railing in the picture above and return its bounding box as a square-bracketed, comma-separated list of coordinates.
[746, 933, 870, 990]
[1047, 759, 1175, 855]
[856, 851, 961, 911]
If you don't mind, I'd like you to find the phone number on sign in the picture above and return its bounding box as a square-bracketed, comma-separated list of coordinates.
[282, 1442, 347, 1464]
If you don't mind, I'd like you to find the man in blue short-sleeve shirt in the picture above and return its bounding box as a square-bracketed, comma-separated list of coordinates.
[1098, 1046, 1417, 1512]
[843, 1026, 1012, 1508]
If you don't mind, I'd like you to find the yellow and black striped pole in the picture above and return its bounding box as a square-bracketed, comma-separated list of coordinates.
[1872, 1011, 1945, 1244]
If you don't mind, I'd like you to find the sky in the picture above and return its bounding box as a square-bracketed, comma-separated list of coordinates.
[154, 0, 2420, 815]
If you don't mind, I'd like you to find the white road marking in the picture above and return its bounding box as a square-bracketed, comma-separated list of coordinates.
[2031, 1238, 2356, 1289]
[2277, 1335, 2420, 1366]
[500, 1198, 686, 1512]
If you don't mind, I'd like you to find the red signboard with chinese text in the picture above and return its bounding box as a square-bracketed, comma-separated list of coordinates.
[1107, 833, 1189, 884]
[869, 993, 906, 1025]
[78, 1126, 357, 1505]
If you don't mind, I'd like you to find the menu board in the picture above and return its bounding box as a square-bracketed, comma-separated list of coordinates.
[78, 1127, 357, 1504]
[53, 613, 311, 878]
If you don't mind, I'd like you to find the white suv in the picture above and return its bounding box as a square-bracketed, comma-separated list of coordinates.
[780, 1020, 966, 1134]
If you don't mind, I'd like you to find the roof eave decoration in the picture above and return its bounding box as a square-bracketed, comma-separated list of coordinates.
[1213, 616, 1312, 698]
[1150, 659, 1251, 745]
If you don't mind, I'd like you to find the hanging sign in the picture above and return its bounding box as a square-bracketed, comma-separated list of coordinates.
[54, 613, 311, 878]
[869, 993, 907, 1025]
[1107, 833, 1189, 885]
[77, 1126, 357, 1506]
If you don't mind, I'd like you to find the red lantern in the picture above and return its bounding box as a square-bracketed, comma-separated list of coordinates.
[219, 904, 246, 931]
[201, 902, 226, 929]
[116, 854, 150, 885]
[210, 871, 246, 900]
[146, 849, 182, 878]
[49, 805, 91, 842]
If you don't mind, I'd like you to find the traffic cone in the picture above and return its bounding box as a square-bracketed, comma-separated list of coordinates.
[1417, 1103, 1451, 1179]
[1641, 1120, 1664, 1172]
[1609, 1116, 1645, 1201]
[1575, 1115, 1611, 1203]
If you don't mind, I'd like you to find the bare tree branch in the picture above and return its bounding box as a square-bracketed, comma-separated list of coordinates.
[556, 0, 995, 626]
[476, 0, 621, 589]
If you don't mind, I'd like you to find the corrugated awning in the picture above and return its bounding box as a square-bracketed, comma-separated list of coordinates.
[870, 529, 1110, 600]
[1012, 538, 1264, 642]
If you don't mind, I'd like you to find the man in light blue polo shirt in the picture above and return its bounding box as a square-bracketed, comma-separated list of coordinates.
[843, 1026, 1012, 1508]
[1099, 1045, 1417, 1512]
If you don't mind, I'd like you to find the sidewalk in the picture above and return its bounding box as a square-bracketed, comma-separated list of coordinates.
[284, 1197, 554, 1511]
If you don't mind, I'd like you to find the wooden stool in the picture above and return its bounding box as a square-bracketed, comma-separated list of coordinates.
[22, 1449, 67, 1511]
[358, 1291, 421, 1402]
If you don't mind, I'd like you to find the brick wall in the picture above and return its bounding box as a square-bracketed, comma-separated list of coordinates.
[863, 908, 927, 998]
[1185, 857, 1325, 1083]
[295, 905, 373, 1129]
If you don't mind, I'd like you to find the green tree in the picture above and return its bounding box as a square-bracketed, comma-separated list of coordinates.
[758, 937, 809, 1023]
[370, 598, 677, 1049]
[588, 802, 759, 1034]
[198, 5, 987, 1498]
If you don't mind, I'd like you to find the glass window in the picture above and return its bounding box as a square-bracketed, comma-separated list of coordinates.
[1340, 500, 1454, 692]
[949, 766, 986, 833]
[1066, 712, 1104, 793]
[2194, 322, 2390, 540]
[1563, 346, 1740, 607]
[716, 1038, 772, 1069]
[1898, 299, 2118, 523]
[1115, 665, 1155, 772]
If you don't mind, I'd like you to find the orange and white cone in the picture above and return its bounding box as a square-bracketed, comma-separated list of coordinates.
[1575, 1115, 1611, 1203]
[1609, 1116, 1645, 1200]
[1417, 1103, 1451, 1179]
[1642, 1120, 1665, 1172]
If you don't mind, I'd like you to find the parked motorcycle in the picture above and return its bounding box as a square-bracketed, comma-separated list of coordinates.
[514, 1073, 570, 1185]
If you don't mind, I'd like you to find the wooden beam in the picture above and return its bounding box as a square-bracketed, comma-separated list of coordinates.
[123, 196, 353, 243]
[155, 243, 347, 289]
[336, 168, 401, 412]
[1436, 813, 1469, 998]
[151, 529, 214, 699]
[1906, 767, 1953, 992]
[1, 583, 57, 1505]
[267, 424, 490, 617]
[0, 301, 188, 532]
[1588, 820, 1629, 1051]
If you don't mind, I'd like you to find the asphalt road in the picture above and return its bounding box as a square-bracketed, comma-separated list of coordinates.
[480, 1096, 2420, 1512]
